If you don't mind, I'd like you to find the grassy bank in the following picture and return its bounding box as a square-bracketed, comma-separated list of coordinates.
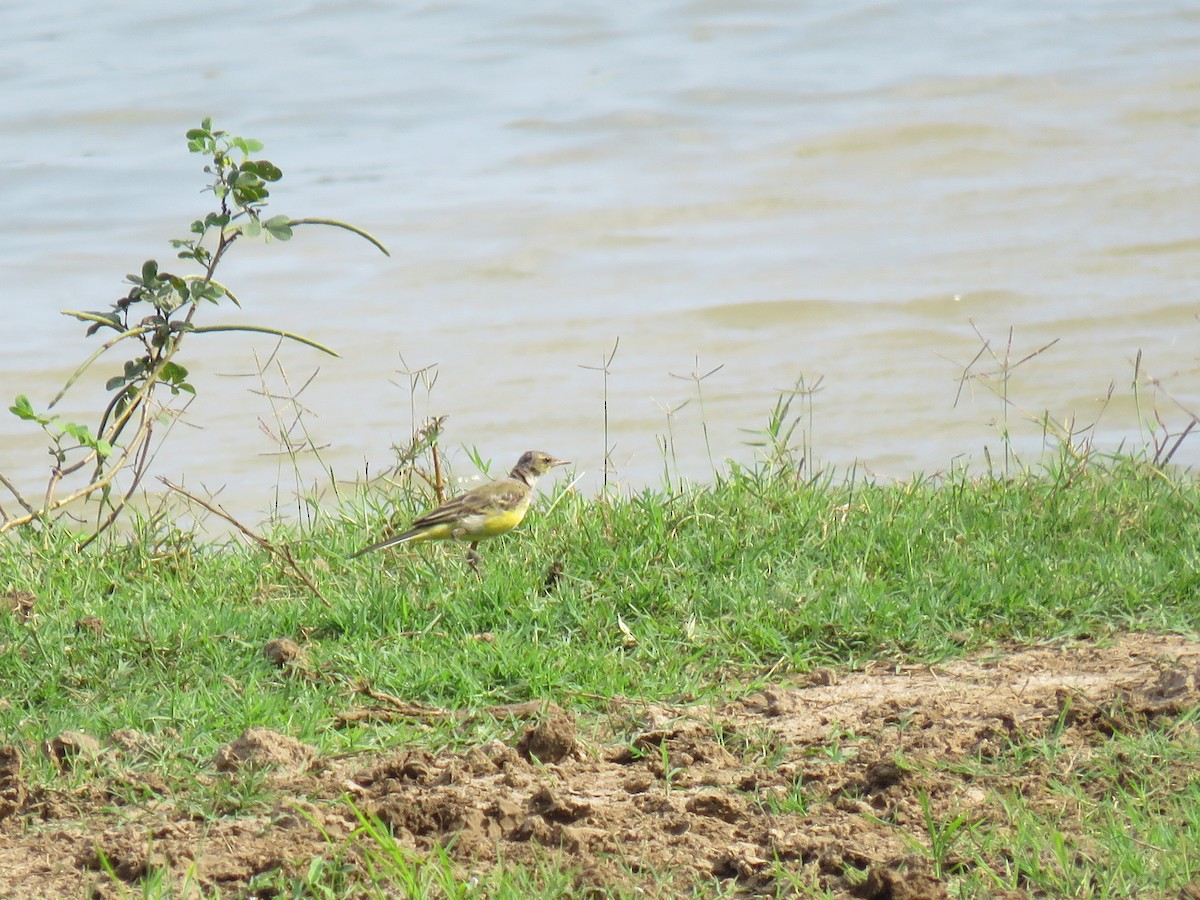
[5, 455, 1196, 746]
[2, 452, 1198, 896]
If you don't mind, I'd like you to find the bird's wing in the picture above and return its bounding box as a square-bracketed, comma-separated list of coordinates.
[456, 479, 529, 517]
[406, 479, 525, 526]
[408, 494, 473, 529]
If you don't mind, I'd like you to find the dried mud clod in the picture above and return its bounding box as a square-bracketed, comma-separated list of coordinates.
[74, 615, 105, 637]
[541, 559, 564, 594]
[618, 719, 739, 789]
[1147, 658, 1200, 699]
[212, 727, 315, 774]
[840, 757, 909, 798]
[2, 590, 35, 623]
[684, 789, 750, 824]
[852, 863, 950, 900]
[107, 728, 164, 764]
[45, 732, 102, 771]
[0, 744, 26, 821]
[263, 637, 308, 670]
[77, 832, 163, 884]
[527, 784, 592, 824]
[516, 704, 578, 764]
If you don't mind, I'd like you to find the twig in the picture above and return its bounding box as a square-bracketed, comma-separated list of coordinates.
[0, 412, 153, 535]
[432, 439, 445, 504]
[159, 476, 331, 606]
[0, 473, 35, 517]
[356, 685, 450, 718]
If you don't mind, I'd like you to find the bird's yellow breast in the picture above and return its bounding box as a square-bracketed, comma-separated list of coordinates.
[460, 499, 531, 540]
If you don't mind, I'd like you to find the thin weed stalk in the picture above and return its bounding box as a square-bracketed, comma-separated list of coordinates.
[950, 321, 1060, 477]
[653, 396, 689, 493]
[579, 337, 620, 491]
[248, 341, 333, 530]
[670, 354, 724, 475]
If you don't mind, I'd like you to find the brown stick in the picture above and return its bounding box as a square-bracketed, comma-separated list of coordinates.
[159, 476, 331, 606]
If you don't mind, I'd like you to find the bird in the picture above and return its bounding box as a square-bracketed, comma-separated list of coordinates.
[350, 450, 570, 567]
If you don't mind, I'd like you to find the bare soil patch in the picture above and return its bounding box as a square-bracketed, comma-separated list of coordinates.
[1, 633, 1197, 897]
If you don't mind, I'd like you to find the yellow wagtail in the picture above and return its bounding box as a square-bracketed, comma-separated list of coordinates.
[350, 450, 570, 566]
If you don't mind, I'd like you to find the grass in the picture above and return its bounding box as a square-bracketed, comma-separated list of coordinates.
[6, 455, 1197, 751]
[2, 438, 1199, 896]
[932, 702, 1200, 897]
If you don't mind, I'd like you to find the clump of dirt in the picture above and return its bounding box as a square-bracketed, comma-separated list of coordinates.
[45, 732, 102, 770]
[0, 744, 25, 821]
[263, 636, 309, 670]
[212, 727, 315, 774]
[1, 589, 35, 623]
[0, 633, 1197, 897]
[106, 728, 163, 762]
[515, 702, 579, 763]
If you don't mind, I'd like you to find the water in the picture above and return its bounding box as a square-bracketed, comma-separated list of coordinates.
[2, 1, 1199, 524]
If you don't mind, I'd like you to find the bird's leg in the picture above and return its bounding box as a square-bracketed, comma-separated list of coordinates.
[466, 543, 482, 573]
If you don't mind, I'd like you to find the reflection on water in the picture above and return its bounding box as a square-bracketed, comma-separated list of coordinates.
[2, 1, 1199, 524]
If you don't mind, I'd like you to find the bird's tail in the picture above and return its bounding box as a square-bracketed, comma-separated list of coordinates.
[348, 527, 424, 559]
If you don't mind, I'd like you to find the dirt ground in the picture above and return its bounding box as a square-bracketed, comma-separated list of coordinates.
[1, 633, 1198, 898]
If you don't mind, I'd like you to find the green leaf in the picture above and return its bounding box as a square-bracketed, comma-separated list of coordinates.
[250, 159, 282, 182]
[66, 310, 123, 332]
[160, 361, 189, 384]
[114, 385, 137, 417]
[241, 219, 262, 239]
[10, 395, 37, 420]
[233, 136, 265, 155]
[186, 128, 212, 153]
[264, 215, 293, 241]
[62, 421, 93, 443]
[178, 245, 210, 264]
[141, 259, 159, 283]
[95, 439, 114, 459]
[233, 182, 268, 205]
[186, 119, 213, 143]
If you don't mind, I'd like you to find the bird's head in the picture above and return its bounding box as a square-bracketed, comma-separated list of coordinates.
[511, 450, 570, 485]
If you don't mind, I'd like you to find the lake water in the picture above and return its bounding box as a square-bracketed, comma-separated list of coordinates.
[3, 1, 1199, 525]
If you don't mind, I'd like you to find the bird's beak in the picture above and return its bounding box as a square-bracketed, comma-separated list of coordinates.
[552, 458, 571, 468]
